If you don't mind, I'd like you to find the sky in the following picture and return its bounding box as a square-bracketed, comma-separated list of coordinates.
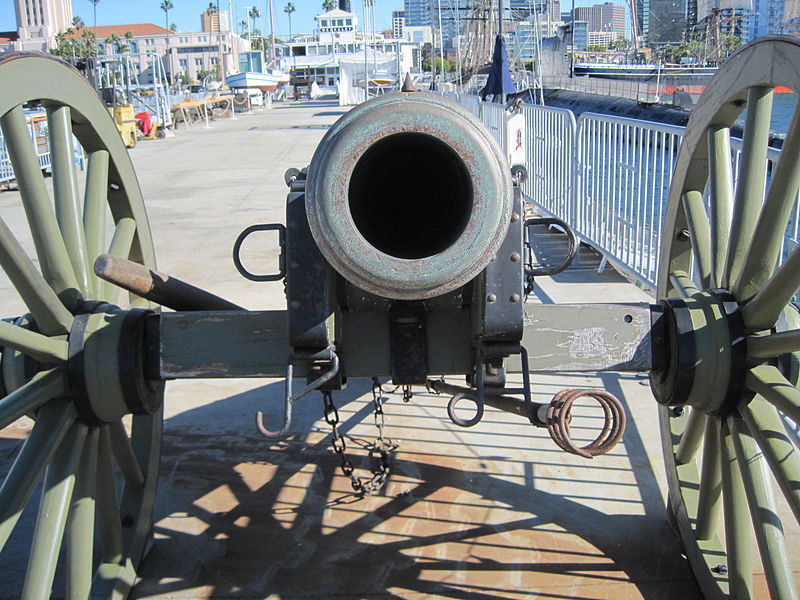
[1, 0, 627, 39]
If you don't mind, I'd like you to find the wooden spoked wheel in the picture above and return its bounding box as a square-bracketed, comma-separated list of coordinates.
[0, 53, 163, 598]
[656, 36, 800, 599]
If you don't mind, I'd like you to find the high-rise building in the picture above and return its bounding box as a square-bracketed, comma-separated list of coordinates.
[393, 9, 406, 38]
[404, 0, 433, 27]
[13, 0, 72, 51]
[201, 10, 230, 33]
[510, 0, 561, 21]
[645, 0, 686, 42]
[572, 3, 625, 37]
[749, 0, 788, 39]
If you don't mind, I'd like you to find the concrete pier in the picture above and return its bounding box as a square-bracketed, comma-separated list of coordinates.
[0, 99, 702, 599]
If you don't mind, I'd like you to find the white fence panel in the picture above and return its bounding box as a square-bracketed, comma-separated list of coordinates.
[575, 113, 683, 288]
[479, 101, 506, 150]
[521, 104, 576, 225]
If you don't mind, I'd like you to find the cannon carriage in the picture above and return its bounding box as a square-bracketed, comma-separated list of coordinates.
[1, 36, 800, 599]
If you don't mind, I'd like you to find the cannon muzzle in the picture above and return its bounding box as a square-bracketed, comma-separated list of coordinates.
[305, 92, 513, 300]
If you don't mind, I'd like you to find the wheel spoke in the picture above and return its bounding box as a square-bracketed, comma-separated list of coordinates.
[103, 218, 137, 301]
[0, 320, 68, 364]
[0, 400, 76, 551]
[48, 105, 91, 297]
[720, 418, 754, 599]
[21, 420, 88, 600]
[676, 408, 708, 465]
[731, 417, 799, 600]
[735, 99, 800, 302]
[96, 426, 123, 564]
[695, 416, 722, 541]
[748, 329, 800, 358]
[66, 427, 99, 600]
[0, 369, 66, 431]
[741, 242, 800, 331]
[682, 191, 713, 288]
[83, 149, 109, 292]
[0, 106, 81, 309]
[0, 216, 73, 335]
[670, 269, 699, 299]
[108, 420, 144, 488]
[741, 395, 800, 524]
[708, 125, 734, 288]
[725, 86, 773, 288]
[746, 364, 800, 425]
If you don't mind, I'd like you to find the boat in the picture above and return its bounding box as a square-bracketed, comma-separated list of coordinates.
[226, 51, 287, 92]
[572, 62, 717, 84]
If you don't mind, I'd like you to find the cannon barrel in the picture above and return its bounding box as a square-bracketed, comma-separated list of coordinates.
[304, 92, 514, 300]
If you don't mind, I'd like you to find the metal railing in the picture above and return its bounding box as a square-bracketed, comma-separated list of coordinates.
[1, 109, 85, 185]
[448, 94, 800, 292]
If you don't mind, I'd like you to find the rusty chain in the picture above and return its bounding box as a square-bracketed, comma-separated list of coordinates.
[321, 379, 397, 496]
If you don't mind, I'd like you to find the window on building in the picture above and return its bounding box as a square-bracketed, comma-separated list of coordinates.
[179, 58, 188, 69]
[195, 58, 203, 67]
[179, 36, 189, 43]
[211, 57, 218, 65]
[346, 18, 352, 26]
[97, 43, 105, 52]
[145, 38, 155, 45]
[320, 20, 328, 27]
[130, 41, 138, 52]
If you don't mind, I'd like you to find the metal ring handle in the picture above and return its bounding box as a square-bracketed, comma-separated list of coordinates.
[524, 217, 577, 277]
[447, 393, 484, 428]
[232, 223, 286, 282]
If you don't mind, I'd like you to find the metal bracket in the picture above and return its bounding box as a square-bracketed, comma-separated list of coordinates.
[389, 301, 428, 384]
[232, 223, 286, 282]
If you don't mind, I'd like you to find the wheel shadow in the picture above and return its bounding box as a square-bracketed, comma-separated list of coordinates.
[129, 373, 703, 600]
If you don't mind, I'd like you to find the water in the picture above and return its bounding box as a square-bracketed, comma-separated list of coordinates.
[770, 91, 798, 134]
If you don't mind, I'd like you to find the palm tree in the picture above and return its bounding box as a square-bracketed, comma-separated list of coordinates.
[284, 2, 296, 38]
[88, 0, 101, 28]
[248, 7, 261, 38]
[160, 0, 174, 32]
[322, 0, 336, 10]
[206, 2, 217, 15]
[239, 19, 248, 35]
[72, 15, 85, 29]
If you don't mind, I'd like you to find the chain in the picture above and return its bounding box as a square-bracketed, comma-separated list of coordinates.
[322, 381, 398, 496]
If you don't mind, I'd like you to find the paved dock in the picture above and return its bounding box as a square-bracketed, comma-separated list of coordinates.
[0, 99, 702, 599]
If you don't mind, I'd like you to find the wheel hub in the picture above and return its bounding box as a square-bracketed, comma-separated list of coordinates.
[67, 303, 164, 424]
[650, 290, 748, 415]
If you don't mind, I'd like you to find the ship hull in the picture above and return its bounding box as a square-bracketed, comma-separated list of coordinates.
[226, 71, 282, 92]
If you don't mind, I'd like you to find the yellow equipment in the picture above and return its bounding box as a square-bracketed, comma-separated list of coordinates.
[108, 104, 137, 148]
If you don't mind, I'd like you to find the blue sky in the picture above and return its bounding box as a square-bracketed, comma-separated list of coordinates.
[2, 0, 625, 39]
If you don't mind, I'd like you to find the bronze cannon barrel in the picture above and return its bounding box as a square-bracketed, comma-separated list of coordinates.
[304, 92, 513, 300]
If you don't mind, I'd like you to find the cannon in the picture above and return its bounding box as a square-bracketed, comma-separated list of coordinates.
[1, 36, 800, 598]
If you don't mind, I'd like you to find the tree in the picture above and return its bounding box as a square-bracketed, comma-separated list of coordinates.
[105, 32, 130, 53]
[248, 7, 261, 37]
[88, 0, 101, 28]
[51, 27, 97, 60]
[284, 2, 296, 38]
[72, 16, 85, 28]
[170, 23, 177, 31]
[239, 19, 248, 35]
[206, 2, 217, 15]
[322, 0, 336, 10]
[160, 0, 174, 33]
[422, 56, 452, 72]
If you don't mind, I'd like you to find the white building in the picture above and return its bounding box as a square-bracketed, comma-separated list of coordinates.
[10, 0, 72, 51]
[74, 23, 249, 84]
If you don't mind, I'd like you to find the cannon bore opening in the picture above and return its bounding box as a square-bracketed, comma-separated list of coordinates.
[348, 132, 473, 260]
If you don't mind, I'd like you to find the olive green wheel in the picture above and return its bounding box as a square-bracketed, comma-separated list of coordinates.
[656, 36, 800, 599]
[0, 53, 163, 598]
